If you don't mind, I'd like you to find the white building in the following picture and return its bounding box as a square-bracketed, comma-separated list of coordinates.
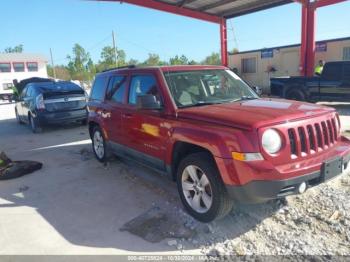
[0, 53, 48, 94]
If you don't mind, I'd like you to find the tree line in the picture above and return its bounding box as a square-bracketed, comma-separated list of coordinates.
[3, 44, 224, 82]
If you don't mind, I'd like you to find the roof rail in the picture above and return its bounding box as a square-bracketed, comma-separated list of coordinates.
[102, 65, 136, 72]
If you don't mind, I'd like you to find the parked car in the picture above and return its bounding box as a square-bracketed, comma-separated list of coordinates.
[270, 61, 350, 101]
[88, 65, 350, 222]
[0, 85, 13, 102]
[15, 80, 88, 133]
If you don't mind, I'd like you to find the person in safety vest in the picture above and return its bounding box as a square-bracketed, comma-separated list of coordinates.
[315, 60, 325, 76]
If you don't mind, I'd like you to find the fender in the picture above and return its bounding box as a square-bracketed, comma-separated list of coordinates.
[165, 124, 260, 165]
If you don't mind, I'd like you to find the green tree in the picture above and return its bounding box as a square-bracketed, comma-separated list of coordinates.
[169, 55, 189, 65]
[231, 48, 239, 54]
[127, 58, 139, 66]
[67, 44, 91, 81]
[143, 53, 165, 66]
[202, 52, 221, 65]
[4, 44, 23, 53]
[100, 46, 127, 70]
[47, 65, 71, 80]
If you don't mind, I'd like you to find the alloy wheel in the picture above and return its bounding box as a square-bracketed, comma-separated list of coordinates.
[93, 130, 105, 159]
[181, 165, 213, 213]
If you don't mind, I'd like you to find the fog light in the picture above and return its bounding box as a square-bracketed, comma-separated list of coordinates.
[298, 182, 307, 194]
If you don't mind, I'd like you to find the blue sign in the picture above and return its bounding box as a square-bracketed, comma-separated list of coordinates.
[316, 42, 327, 52]
[261, 49, 274, 59]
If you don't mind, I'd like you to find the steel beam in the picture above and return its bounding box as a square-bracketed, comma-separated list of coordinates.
[97, 0, 222, 23]
[313, 0, 348, 8]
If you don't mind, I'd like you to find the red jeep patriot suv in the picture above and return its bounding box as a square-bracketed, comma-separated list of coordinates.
[88, 65, 350, 222]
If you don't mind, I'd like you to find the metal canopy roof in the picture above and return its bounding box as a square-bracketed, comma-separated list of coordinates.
[162, 0, 292, 18]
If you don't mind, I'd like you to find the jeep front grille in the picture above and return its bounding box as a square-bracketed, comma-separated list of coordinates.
[287, 116, 338, 159]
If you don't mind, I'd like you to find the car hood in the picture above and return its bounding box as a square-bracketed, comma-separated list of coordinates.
[177, 98, 335, 130]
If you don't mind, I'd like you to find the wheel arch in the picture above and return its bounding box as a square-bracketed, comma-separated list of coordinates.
[284, 85, 308, 100]
[170, 141, 216, 181]
[88, 121, 100, 139]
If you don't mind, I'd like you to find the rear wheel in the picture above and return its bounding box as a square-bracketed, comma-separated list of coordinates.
[286, 89, 306, 101]
[176, 152, 234, 222]
[29, 114, 42, 133]
[92, 126, 112, 162]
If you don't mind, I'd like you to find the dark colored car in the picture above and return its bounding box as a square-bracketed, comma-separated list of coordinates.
[15, 80, 88, 133]
[88, 65, 350, 222]
[270, 61, 350, 101]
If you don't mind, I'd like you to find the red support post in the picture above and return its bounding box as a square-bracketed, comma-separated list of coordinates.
[299, 3, 308, 76]
[305, 3, 316, 77]
[220, 18, 228, 67]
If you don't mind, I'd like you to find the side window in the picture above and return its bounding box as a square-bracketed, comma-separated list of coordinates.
[106, 75, 127, 103]
[90, 76, 108, 101]
[241, 57, 256, 73]
[322, 64, 342, 81]
[21, 87, 28, 99]
[26, 87, 33, 98]
[27, 62, 38, 72]
[0, 63, 11, 73]
[128, 75, 161, 105]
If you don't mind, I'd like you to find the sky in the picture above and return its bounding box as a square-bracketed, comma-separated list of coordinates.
[1, 0, 349, 64]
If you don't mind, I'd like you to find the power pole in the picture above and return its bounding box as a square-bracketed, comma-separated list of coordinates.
[49, 48, 57, 79]
[112, 30, 118, 67]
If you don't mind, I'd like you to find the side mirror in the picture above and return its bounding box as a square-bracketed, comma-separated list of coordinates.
[137, 95, 162, 110]
[253, 86, 263, 96]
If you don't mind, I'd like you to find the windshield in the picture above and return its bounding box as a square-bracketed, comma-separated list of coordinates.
[163, 69, 258, 108]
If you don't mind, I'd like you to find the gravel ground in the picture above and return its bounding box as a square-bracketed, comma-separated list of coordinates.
[0, 101, 349, 257]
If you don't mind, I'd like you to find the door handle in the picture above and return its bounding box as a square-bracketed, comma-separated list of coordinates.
[122, 113, 133, 119]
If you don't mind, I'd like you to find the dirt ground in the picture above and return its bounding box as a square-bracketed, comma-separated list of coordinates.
[0, 100, 349, 256]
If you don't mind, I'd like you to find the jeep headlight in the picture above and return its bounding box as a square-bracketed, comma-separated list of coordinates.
[262, 129, 282, 154]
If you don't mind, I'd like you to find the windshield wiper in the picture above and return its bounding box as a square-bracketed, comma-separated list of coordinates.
[180, 101, 223, 108]
[231, 96, 258, 102]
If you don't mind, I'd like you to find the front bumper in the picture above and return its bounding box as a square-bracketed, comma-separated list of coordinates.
[226, 161, 349, 204]
[37, 109, 87, 124]
[217, 138, 350, 204]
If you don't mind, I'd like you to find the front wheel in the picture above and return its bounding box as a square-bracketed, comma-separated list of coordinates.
[176, 152, 234, 222]
[286, 89, 306, 101]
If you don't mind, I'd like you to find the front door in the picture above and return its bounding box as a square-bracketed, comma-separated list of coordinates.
[122, 73, 167, 171]
[103, 74, 129, 146]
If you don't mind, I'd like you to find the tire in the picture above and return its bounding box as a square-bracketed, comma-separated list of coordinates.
[15, 108, 24, 124]
[286, 89, 306, 101]
[176, 152, 234, 222]
[91, 126, 112, 162]
[29, 114, 42, 133]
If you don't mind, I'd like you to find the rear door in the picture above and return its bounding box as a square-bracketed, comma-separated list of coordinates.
[103, 74, 129, 145]
[122, 71, 167, 171]
[17, 87, 28, 120]
[319, 63, 343, 101]
[22, 85, 34, 120]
